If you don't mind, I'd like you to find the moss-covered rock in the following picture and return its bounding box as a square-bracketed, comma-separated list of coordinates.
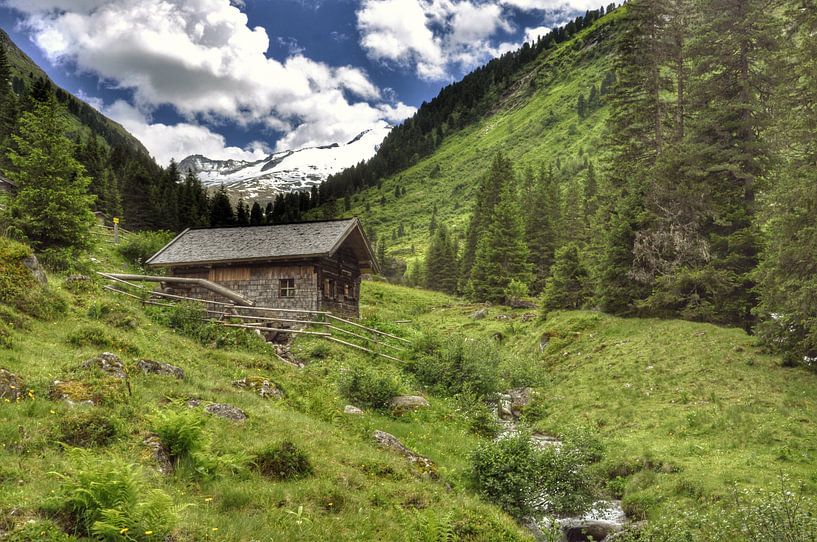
[0, 368, 24, 401]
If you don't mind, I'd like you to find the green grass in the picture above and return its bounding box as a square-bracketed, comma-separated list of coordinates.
[2, 226, 817, 540]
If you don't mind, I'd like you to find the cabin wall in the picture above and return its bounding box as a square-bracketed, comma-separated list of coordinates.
[169, 262, 320, 312]
[317, 247, 362, 317]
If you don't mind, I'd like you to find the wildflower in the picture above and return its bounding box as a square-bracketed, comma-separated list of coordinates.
[212, 527, 219, 531]
[204, 497, 213, 502]
[144, 530, 154, 535]
[120, 527, 129, 534]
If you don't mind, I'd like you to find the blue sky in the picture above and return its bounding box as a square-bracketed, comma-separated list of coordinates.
[0, 0, 594, 165]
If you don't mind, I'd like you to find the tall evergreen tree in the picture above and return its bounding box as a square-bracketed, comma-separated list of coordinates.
[209, 186, 235, 227]
[525, 164, 560, 293]
[541, 243, 592, 311]
[470, 179, 533, 304]
[235, 198, 250, 226]
[4, 97, 95, 250]
[249, 201, 264, 226]
[424, 224, 458, 294]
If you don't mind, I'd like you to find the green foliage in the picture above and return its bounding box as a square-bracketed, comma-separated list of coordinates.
[470, 433, 543, 519]
[0, 320, 12, 349]
[50, 449, 177, 541]
[116, 230, 174, 267]
[87, 300, 138, 330]
[65, 324, 117, 349]
[56, 408, 122, 447]
[541, 243, 591, 311]
[410, 334, 499, 398]
[0, 236, 66, 320]
[252, 440, 314, 480]
[4, 519, 74, 542]
[465, 401, 501, 438]
[151, 408, 212, 475]
[5, 97, 95, 251]
[424, 223, 458, 294]
[337, 363, 402, 410]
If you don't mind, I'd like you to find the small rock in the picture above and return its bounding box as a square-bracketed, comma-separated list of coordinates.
[22, 253, 47, 285]
[495, 314, 512, 321]
[143, 434, 173, 474]
[137, 359, 184, 379]
[520, 313, 537, 322]
[373, 430, 437, 479]
[496, 387, 535, 420]
[0, 368, 24, 401]
[344, 405, 364, 415]
[204, 403, 247, 421]
[560, 519, 622, 542]
[186, 398, 201, 408]
[82, 352, 128, 379]
[539, 334, 551, 352]
[471, 308, 488, 320]
[390, 395, 430, 416]
[232, 376, 284, 399]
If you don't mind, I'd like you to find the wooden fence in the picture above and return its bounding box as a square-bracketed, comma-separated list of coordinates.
[97, 272, 411, 364]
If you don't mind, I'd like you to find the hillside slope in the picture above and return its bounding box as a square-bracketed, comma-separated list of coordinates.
[1, 228, 816, 540]
[0, 28, 148, 156]
[308, 10, 621, 272]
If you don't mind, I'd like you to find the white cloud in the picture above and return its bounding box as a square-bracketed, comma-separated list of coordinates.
[501, 0, 604, 10]
[523, 25, 551, 42]
[358, 0, 514, 81]
[106, 100, 269, 164]
[6, 0, 415, 163]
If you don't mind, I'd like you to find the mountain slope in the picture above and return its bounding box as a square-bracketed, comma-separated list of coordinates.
[0, 28, 149, 156]
[179, 122, 391, 200]
[308, 8, 621, 273]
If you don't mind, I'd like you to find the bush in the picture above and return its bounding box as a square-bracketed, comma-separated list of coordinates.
[252, 440, 314, 480]
[66, 324, 115, 348]
[0, 237, 67, 320]
[87, 300, 138, 330]
[470, 433, 542, 519]
[338, 363, 402, 409]
[411, 335, 499, 398]
[471, 431, 600, 519]
[57, 408, 122, 447]
[151, 301, 269, 352]
[4, 519, 74, 542]
[117, 230, 174, 267]
[50, 449, 177, 541]
[466, 401, 501, 438]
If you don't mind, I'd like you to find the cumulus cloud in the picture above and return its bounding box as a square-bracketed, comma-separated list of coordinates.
[6, 0, 415, 162]
[501, 0, 605, 10]
[357, 0, 519, 81]
[523, 25, 551, 42]
[106, 100, 270, 164]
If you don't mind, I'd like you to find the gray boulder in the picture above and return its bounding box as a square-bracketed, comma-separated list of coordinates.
[22, 254, 47, 285]
[390, 395, 429, 416]
[143, 434, 173, 474]
[373, 430, 437, 478]
[232, 376, 284, 399]
[204, 403, 247, 421]
[561, 519, 622, 542]
[497, 387, 535, 420]
[344, 405, 364, 415]
[471, 308, 488, 320]
[137, 359, 184, 379]
[82, 352, 128, 379]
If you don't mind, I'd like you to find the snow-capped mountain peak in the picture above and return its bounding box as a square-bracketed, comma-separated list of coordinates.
[178, 123, 391, 201]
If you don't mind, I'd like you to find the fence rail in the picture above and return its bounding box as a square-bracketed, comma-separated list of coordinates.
[98, 271, 410, 364]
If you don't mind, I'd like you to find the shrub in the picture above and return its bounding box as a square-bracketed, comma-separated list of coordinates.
[621, 491, 657, 521]
[252, 440, 314, 480]
[411, 335, 499, 398]
[56, 409, 122, 447]
[152, 408, 209, 473]
[4, 519, 74, 542]
[50, 449, 177, 541]
[470, 433, 542, 519]
[87, 300, 138, 330]
[117, 230, 174, 267]
[151, 302, 269, 353]
[309, 342, 332, 360]
[338, 363, 402, 409]
[66, 324, 115, 348]
[466, 401, 500, 438]
[0, 237, 67, 320]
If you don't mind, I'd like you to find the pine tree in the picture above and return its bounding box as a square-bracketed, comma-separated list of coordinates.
[525, 164, 560, 293]
[755, 0, 817, 363]
[235, 199, 250, 226]
[249, 201, 264, 226]
[541, 243, 591, 311]
[424, 224, 458, 294]
[209, 186, 235, 227]
[470, 180, 532, 304]
[5, 97, 95, 250]
[462, 153, 514, 280]
[0, 44, 19, 167]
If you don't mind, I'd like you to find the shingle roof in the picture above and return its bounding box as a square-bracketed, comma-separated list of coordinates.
[146, 218, 376, 270]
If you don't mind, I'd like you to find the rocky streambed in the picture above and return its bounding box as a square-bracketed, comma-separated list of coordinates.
[494, 389, 629, 542]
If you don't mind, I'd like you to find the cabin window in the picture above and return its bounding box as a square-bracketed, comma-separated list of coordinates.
[344, 283, 350, 300]
[279, 278, 296, 298]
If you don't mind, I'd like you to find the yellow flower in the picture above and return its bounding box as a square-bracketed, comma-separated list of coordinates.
[212, 527, 219, 532]
[120, 527, 129, 534]
[50, 410, 56, 414]
[144, 530, 154, 535]
[204, 497, 213, 502]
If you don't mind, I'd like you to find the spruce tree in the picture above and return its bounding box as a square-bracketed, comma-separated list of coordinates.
[755, 0, 817, 362]
[235, 199, 250, 226]
[5, 97, 95, 250]
[209, 186, 235, 227]
[541, 243, 591, 311]
[249, 201, 264, 226]
[525, 164, 560, 294]
[470, 180, 532, 304]
[424, 224, 458, 294]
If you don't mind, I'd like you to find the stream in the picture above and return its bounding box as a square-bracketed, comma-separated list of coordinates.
[494, 389, 629, 542]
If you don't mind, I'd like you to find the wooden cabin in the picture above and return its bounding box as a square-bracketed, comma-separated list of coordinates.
[145, 218, 378, 317]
